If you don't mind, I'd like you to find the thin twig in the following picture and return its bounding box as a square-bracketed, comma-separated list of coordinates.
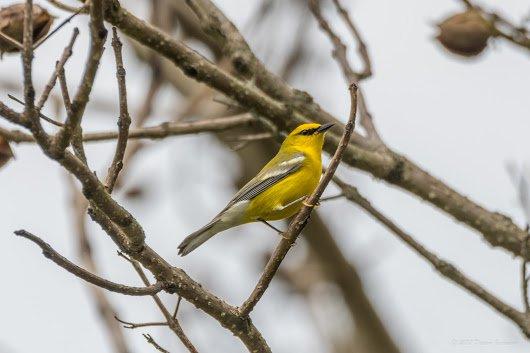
[143, 334, 170, 353]
[117, 252, 199, 353]
[309, 0, 382, 144]
[320, 193, 344, 202]
[8, 94, 64, 127]
[68, 178, 131, 353]
[331, 0, 372, 79]
[0, 31, 23, 51]
[0, 101, 24, 125]
[173, 296, 183, 319]
[110, 64, 163, 190]
[53, 0, 106, 153]
[57, 67, 87, 164]
[115, 316, 168, 329]
[459, 0, 530, 50]
[105, 27, 131, 193]
[47, 0, 88, 14]
[14, 230, 168, 296]
[357, 91, 381, 144]
[33, 6, 84, 49]
[522, 227, 530, 313]
[332, 177, 530, 337]
[36, 27, 79, 111]
[228, 132, 272, 142]
[309, 0, 356, 83]
[22, 0, 36, 125]
[57, 68, 71, 111]
[238, 83, 358, 317]
[5, 114, 256, 143]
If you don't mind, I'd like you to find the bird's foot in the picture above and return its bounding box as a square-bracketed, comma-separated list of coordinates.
[259, 219, 287, 235]
[278, 231, 290, 241]
[302, 199, 320, 208]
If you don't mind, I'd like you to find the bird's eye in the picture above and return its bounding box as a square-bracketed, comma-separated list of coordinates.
[299, 129, 314, 136]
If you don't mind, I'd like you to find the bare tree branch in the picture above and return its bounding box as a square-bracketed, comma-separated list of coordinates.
[53, 0, 106, 153]
[115, 316, 168, 329]
[0, 30, 23, 51]
[459, 0, 530, 51]
[96, 1, 530, 260]
[303, 212, 401, 353]
[47, 0, 86, 14]
[309, 0, 381, 145]
[0, 101, 24, 125]
[14, 229, 168, 296]
[143, 334, 170, 353]
[331, 177, 530, 337]
[239, 83, 358, 317]
[68, 180, 132, 353]
[331, 0, 372, 79]
[35, 27, 79, 112]
[8, 94, 64, 126]
[117, 252, 199, 353]
[1, 114, 256, 143]
[33, 6, 84, 50]
[22, 0, 38, 132]
[522, 230, 530, 313]
[5, 0, 530, 349]
[105, 27, 131, 193]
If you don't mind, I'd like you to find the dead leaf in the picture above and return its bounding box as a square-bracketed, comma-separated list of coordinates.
[0, 3, 54, 54]
[0, 135, 14, 169]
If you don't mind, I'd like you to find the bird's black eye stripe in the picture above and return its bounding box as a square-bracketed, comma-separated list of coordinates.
[299, 128, 317, 136]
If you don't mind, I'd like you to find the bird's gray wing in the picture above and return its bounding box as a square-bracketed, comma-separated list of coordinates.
[226, 152, 305, 207]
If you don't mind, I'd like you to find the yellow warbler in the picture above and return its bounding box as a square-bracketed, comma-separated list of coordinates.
[178, 122, 334, 256]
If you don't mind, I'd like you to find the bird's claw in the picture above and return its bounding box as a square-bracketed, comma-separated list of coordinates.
[278, 232, 289, 241]
[302, 200, 320, 208]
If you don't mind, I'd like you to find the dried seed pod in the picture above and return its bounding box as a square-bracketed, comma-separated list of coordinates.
[0, 3, 54, 54]
[0, 135, 14, 169]
[436, 10, 492, 57]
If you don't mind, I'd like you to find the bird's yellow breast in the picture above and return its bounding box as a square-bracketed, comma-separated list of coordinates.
[243, 150, 321, 222]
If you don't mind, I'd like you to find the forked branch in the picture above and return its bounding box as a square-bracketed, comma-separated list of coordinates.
[14, 230, 168, 296]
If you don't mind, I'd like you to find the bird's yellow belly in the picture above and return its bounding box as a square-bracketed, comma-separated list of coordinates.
[243, 170, 319, 222]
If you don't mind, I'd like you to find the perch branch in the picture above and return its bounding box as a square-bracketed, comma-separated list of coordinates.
[238, 83, 358, 317]
[1, 3, 271, 352]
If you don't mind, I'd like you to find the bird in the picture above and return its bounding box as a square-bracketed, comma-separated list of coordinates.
[177, 122, 335, 256]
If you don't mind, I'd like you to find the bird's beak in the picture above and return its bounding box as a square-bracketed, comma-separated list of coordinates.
[316, 123, 334, 133]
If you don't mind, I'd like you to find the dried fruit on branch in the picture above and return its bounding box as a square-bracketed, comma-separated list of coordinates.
[436, 10, 492, 57]
[0, 135, 14, 169]
[0, 3, 54, 54]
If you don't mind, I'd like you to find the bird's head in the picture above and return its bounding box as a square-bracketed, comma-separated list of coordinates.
[281, 123, 335, 151]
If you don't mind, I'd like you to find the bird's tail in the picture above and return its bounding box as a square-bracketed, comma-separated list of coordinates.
[178, 219, 227, 256]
